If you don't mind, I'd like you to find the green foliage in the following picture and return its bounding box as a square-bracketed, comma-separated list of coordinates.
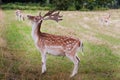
[52, 0, 73, 10]
[1, 0, 119, 10]
[1, 2, 52, 10]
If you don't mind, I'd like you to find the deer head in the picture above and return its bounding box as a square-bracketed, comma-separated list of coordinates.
[27, 10, 63, 43]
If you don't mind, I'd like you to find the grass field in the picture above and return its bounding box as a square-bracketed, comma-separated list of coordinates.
[0, 9, 120, 80]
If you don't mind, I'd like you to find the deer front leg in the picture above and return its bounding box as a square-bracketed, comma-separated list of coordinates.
[19, 15, 21, 21]
[41, 52, 47, 74]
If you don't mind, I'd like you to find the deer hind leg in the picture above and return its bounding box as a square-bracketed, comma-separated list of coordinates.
[18, 15, 21, 21]
[105, 20, 109, 26]
[66, 54, 80, 77]
[16, 15, 18, 20]
[76, 55, 80, 62]
[23, 17, 25, 21]
[41, 52, 47, 74]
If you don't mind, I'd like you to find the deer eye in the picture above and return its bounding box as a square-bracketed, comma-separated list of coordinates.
[34, 17, 38, 21]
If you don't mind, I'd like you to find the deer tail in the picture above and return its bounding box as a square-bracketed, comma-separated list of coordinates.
[80, 41, 84, 56]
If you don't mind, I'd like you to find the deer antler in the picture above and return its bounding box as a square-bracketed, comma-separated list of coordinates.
[43, 10, 56, 17]
[43, 10, 63, 22]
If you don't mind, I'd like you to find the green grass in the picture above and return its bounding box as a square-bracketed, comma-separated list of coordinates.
[0, 9, 120, 80]
[96, 33, 120, 45]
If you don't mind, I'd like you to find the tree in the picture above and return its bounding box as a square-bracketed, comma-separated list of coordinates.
[116, 0, 120, 7]
[52, 0, 73, 10]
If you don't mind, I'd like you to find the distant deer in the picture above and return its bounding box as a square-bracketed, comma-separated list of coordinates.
[27, 10, 83, 77]
[100, 13, 111, 26]
[15, 9, 25, 21]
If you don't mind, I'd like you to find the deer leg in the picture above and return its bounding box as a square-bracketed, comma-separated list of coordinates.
[66, 54, 80, 77]
[76, 55, 80, 62]
[19, 15, 21, 21]
[23, 17, 25, 21]
[41, 52, 47, 74]
[105, 20, 109, 26]
[71, 56, 79, 77]
[16, 15, 18, 20]
[20, 15, 22, 21]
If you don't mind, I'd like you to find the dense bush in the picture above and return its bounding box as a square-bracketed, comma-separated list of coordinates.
[52, 0, 73, 10]
[1, 2, 52, 10]
[1, 0, 120, 10]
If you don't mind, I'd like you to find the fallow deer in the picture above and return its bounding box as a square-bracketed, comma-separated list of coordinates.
[100, 13, 111, 26]
[15, 9, 25, 21]
[27, 10, 83, 77]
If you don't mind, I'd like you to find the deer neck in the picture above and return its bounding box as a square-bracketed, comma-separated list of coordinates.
[31, 21, 42, 43]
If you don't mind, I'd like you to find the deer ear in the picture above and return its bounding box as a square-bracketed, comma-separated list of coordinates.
[27, 15, 35, 20]
[27, 15, 31, 19]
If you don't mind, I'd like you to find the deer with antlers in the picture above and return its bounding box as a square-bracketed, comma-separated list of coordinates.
[15, 9, 26, 21]
[27, 10, 83, 77]
[100, 13, 111, 26]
